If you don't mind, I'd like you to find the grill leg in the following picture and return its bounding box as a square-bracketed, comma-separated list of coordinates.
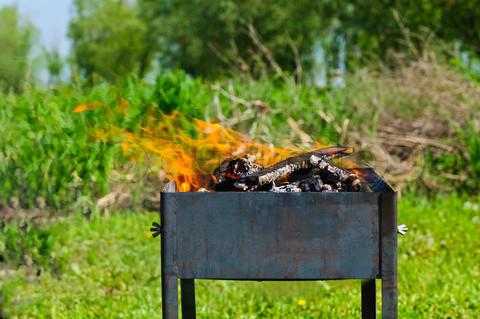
[162, 275, 178, 319]
[361, 279, 376, 319]
[380, 193, 398, 319]
[381, 277, 397, 319]
[181, 279, 196, 319]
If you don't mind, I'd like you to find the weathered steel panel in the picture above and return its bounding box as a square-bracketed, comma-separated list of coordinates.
[161, 192, 380, 280]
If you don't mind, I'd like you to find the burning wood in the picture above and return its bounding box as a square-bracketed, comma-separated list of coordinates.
[209, 155, 264, 191]
[209, 146, 389, 193]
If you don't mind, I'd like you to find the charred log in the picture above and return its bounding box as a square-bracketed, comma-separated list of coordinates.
[233, 146, 353, 190]
[209, 155, 263, 191]
[208, 146, 391, 193]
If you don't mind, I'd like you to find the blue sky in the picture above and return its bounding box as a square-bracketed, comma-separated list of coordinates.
[0, 0, 73, 56]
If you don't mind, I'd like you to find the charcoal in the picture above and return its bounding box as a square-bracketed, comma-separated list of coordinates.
[291, 169, 323, 192]
[233, 146, 353, 190]
[283, 157, 362, 192]
[207, 146, 383, 193]
[320, 184, 335, 192]
[271, 183, 302, 192]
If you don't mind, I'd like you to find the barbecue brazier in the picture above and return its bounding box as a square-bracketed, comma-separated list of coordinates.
[160, 188, 397, 318]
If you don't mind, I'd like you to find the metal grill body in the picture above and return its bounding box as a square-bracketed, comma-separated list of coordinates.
[160, 192, 397, 318]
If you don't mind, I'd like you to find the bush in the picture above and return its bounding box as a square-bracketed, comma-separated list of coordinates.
[0, 86, 120, 208]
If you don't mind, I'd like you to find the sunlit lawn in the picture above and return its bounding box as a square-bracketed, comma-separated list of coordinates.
[1, 194, 479, 318]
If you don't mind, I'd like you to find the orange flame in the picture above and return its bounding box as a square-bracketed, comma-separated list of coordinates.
[75, 102, 326, 191]
[73, 102, 101, 113]
[119, 111, 325, 191]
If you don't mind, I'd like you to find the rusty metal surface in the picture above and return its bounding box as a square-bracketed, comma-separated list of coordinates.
[161, 192, 381, 280]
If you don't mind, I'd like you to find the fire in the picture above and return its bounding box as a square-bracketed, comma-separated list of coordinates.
[75, 102, 327, 191]
[117, 111, 325, 191]
[73, 102, 101, 113]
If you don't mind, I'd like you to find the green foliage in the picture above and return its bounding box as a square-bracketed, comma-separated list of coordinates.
[43, 49, 64, 85]
[153, 71, 205, 116]
[449, 53, 480, 84]
[68, 0, 154, 81]
[0, 86, 121, 208]
[1, 0, 478, 83]
[1, 195, 479, 317]
[0, 6, 36, 92]
[323, 1, 480, 67]
[458, 121, 480, 191]
[0, 73, 206, 209]
[1, 66, 479, 209]
[132, 1, 480, 79]
[424, 118, 480, 194]
[142, 0, 332, 77]
[0, 222, 62, 270]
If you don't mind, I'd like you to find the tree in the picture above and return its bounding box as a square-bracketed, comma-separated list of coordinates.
[139, 0, 332, 78]
[0, 6, 36, 92]
[44, 48, 64, 85]
[308, 1, 480, 68]
[68, 0, 154, 81]
[69, 0, 480, 81]
[141, 1, 480, 78]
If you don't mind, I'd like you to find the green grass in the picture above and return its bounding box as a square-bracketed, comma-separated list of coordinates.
[1, 194, 479, 318]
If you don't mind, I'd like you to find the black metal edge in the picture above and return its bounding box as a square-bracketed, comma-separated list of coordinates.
[175, 276, 378, 281]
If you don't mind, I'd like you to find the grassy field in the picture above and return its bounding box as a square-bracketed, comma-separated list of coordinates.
[1, 193, 478, 318]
